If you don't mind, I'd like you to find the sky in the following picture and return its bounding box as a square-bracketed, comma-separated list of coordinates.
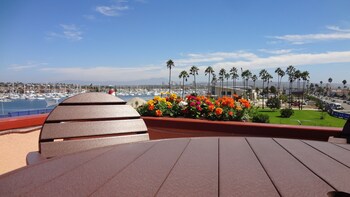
[1, 0, 350, 85]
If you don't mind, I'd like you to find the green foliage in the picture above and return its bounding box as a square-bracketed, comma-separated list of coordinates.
[252, 113, 270, 123]
[269, 86, 277, 94]
[279, 94, 288, 103]
[266, 97, 281, 110]
[280, 108, 294, 118]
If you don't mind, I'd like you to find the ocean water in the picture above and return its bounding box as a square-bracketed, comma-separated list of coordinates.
[0, 95, 154, 116]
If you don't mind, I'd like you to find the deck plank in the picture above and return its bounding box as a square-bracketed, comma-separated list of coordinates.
[62, 93, 126, 104]
[0, 146, 113, 196]
[25, 141, 154, 196]
[46, 105, 140, 122]
[248, 138, 333, 197]
[336, 143, 350, 151]
[41, 119, 147, 140]
[40, 133, 149, 158]
[92, 138, 190, 196]
[303, 140, 350, 168]
[219, 137, 279, 196]
[276, 138, 350, 193]
[156, 138, 219, 196]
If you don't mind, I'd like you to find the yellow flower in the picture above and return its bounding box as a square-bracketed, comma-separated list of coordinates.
[166, 101, 172, 108]
[147, 100, 154, 105]
[160, 98, 166, 103]
[170, 93, 177, 100]
[154, 96, 161, 101]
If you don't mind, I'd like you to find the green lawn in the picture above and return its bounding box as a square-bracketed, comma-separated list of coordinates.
[257, 109, 346, 128]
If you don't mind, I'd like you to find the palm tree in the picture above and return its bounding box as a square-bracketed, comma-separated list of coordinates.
[343, 79, 347, 88]
[225, 73, 230, 96]
[294, 70, 302, 91]
[211, 74, 217, 90]
[259, 69, 268, 109]
[241, 69, 252, 98]
[301, 71, 310, 91]
[265, 72, 273, 97]
[229, 67, 239, 94]
[251, 74, 257, 90]
[166, 60, 175, 93]
[328, 77, 333, 96]
[275, 67, 285, 95]
[286, 65, 296, 108]
[211, 74, 217, 95]
[342, 79, 347, 96]
[218, 68, 226, 97]
[189, 66, 199, 94]
[300, 71, 310, 110]
[179, 70, 189, 99]
[205, 66, 215, 95]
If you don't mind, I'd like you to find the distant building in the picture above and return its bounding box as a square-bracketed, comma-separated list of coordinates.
[212, 85, 257, 100]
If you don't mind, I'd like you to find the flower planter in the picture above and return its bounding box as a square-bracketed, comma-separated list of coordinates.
[142, 116, 342, 141]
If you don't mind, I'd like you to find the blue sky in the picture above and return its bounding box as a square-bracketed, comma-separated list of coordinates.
[1, 0, 350, 85]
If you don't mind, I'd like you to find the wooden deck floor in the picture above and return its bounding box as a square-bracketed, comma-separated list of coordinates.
[1, 137, 349, 196]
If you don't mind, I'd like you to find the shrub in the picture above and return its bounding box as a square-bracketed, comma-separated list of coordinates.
[280, 108, 294, 118]
[266, 97, 281, 110]
[252, 113, 270, 123]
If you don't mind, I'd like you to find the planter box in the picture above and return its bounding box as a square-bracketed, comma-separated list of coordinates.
[142, 116, 342, 141]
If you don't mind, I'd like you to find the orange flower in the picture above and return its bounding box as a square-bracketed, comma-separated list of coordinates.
[215, 108, 223, 115]
[228, 111, 234, 116]
[228, 102, 234, 108]
[155, 109, 163, 117]
[239, 98, 251, 109]
[148, 104, 155, 111]
[208, 105, 215, 111]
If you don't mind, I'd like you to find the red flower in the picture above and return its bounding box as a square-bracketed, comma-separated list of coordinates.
[148, 104, 154, 111]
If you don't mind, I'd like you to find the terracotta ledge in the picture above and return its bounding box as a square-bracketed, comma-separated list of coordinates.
[0, 114, 342, 141]
[0, 114, 48, 132]
[142, 116, 342, 141]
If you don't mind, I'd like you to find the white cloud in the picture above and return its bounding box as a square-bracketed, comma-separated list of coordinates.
[37, 50, 350, 82]
[40, 65, 165, 81]
[83, 15, 96, 20]
[272, 26, 350, 44]
[212, 51, 350, 71]
[258, 49, 293, 55]
[96, 5, 129, 16]
[326, 25, 350, 32]
[8, 62, 47, 72]
[175, 51, 258, 65]
[47, 24, 83, 41]
[60, 24, 83, 41]
[135, 0, 147, 3]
